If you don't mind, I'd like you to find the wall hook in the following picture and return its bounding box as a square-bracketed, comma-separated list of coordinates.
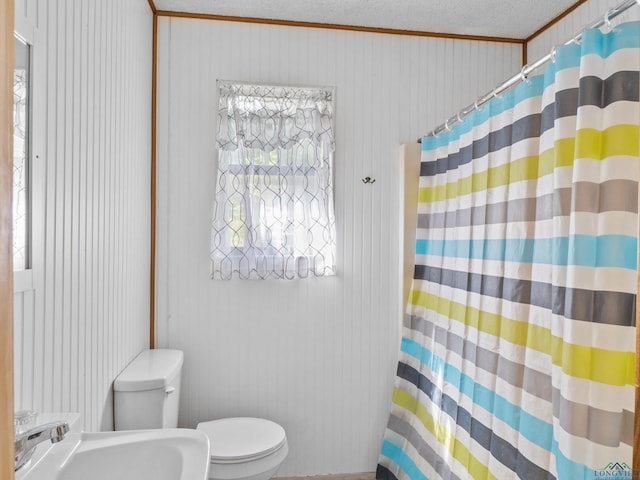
[362, 176, 376, 184]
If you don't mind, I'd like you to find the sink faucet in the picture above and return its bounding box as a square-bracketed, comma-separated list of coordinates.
[14, 421, 70, 471]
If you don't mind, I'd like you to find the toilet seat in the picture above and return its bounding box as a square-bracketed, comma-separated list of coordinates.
[197, 417, 287, 464]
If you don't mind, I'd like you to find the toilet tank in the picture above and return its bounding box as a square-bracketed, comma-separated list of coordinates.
[113, 349, 183, 430]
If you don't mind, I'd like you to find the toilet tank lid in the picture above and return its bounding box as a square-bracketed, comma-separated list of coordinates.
[114, 349, 184, 392]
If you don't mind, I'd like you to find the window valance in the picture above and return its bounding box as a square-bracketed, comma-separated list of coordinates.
[216, 83, 335, 153]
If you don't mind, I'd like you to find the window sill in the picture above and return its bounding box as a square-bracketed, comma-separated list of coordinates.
[13, 269, 33, 293]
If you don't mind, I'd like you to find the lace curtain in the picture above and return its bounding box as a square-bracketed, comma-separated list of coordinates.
[211, 83, 337, 280]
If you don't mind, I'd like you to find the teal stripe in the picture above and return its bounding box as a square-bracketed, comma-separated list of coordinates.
[582, 21, 640, 57]
[421, 74, 549, 151]
[401, 338, 594, 479]
[553, 42, 582, 73]
[422, 21, 640, 153]
[550, 22, 640, 75]
[414, 235, 637, 270]
[401, 338, 552, 450]
[381, 440, 429, 480]
[421, 89, 515, 151]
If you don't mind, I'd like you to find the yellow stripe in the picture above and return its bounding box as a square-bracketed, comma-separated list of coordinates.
[419, 124, 640, 204]
[392, 387, 498, 480]
[576, 125, 640, 160]
[409, 289, 635, 386]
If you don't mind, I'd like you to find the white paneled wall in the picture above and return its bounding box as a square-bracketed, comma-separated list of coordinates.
[155, 17, 521, 475]
[527, 0, 640, 61]
[13, 0, 152, 432]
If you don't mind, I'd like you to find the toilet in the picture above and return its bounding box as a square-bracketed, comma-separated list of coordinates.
[113, 349, 288, 480]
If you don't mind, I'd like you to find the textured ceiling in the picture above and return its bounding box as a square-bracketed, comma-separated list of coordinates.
[153, 0, 579, 39]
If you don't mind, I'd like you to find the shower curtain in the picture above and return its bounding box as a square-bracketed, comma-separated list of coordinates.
[378, 20, 639, 480]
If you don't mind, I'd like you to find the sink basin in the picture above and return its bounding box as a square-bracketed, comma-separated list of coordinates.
[17, 429, 210, 480]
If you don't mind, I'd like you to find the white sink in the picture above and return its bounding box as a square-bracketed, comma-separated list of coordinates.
[17, 429, 210, 480]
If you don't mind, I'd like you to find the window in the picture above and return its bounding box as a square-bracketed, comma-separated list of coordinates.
[13, 35, 30, 272]
[210, 83, 336, 280]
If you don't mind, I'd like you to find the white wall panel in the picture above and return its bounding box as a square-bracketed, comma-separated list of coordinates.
[156, 17, 521, 475]
[527, 0, 640, 61]
[13, 0, 153, 432]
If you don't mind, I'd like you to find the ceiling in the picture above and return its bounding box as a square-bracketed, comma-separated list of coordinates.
[152, 0, 579, 40]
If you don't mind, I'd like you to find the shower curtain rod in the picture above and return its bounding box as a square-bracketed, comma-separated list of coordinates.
[420, 0, 640, 141]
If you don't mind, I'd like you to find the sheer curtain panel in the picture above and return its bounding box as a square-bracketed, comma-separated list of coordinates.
[211, 83, 337, 280]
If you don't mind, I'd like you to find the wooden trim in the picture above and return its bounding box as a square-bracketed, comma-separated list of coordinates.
[0, 0, 15, 477]
[156, 10, 524, 45]
[400, 145, 421, 314]
[525, 0, 589, 43]
[147, 0, 157, 14]
[522, 42, 527, 67]
[150, 11, 157, 349]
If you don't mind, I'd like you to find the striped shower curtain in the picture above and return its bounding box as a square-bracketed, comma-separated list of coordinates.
[378, 21, 639, 480]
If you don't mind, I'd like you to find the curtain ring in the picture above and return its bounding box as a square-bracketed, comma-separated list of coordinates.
[572, 27, 586, 44]
[474, 99, 480, 111]
[456, 113, 463, 125]
[549, 46, 557, 63]
[603, 9, 612, 31]
[520, 65, 529, 82]
[444, 119, 451, 131]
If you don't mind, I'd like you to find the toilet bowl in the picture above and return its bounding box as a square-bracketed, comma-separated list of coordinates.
[197, 417, 288, 480]
[113, 349, 288, 480]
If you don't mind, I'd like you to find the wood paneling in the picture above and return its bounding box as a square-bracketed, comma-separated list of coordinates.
[155, 16, 521, 475]
[1, 0, 15, 476]
[13, 0, 153, 432]
[525, 0, 590, 42]
[526, 0, 640, 61]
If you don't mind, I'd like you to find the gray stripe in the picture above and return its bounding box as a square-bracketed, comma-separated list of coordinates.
[552, 389, 635, 447]
[418, 180, 638, 230]
[405, 313, 551, 402]
[375, 464, 398, 480]
[393, 365, 554, 480]
[580, 72, 640, 107]
[421, 114, 542, 177]
[541, 89, 578, 132]
[540, 72, 639, 133]
[404, 313, 634, 446]
[413, 264, 636, 327]
[385, 415, 464, 480]
[423, 72, 640, 176]
[570, 180, 638, 214]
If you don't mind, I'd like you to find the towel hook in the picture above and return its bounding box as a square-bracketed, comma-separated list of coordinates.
[362, 176, 376, 184]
